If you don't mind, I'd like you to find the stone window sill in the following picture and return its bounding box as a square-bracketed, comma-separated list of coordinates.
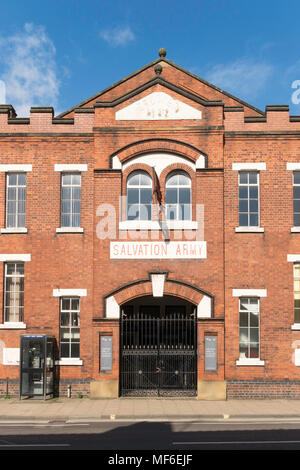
[235, 227, 264, 233]
[56, 227, 84, 233]
[291, 323, 300, 330]
[236, 359, 265, 366]
[291, 227, 300, 233]
[55, 358, 83, 366]
[119, 220, 198, 230]
[1, 228, 28, 234]
[0, 322, 26, 329]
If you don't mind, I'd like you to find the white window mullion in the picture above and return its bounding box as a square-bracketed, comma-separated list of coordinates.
[5, 173, 26, 229]
[61, 173, 81, 228]
[238, 171, 259, 228]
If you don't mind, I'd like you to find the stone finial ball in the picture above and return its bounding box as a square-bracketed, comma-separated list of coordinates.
[158, 48, 167, 57]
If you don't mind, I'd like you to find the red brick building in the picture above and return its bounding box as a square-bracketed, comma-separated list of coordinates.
[1, 49, 300, 399]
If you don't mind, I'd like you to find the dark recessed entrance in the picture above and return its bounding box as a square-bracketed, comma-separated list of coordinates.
[120, 296, 197, 397]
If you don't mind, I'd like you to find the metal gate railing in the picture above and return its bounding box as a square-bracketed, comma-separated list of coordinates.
[120, 308, 197, 397]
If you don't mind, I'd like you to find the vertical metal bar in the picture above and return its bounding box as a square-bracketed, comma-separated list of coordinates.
[186, 310, 188, 349]
[43, 336, 46, 400]
[190, 312, 192, 349]
[194, 313, 197, 387]
[19, 336, 22, 399]
[168, 311, 170, 350]
[141, 311, 144, 349]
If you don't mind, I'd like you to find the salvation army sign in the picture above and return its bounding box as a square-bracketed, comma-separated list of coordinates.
[110, 241, 207, 259]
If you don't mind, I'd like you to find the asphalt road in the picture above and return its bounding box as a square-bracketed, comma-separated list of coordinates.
[2, 420, 300, 451]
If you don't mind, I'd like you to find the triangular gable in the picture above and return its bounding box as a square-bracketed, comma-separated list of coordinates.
[57, 56, 264, 118]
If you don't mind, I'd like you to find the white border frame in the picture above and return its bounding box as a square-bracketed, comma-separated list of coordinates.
[53, 289, 87, 297]
[232, 163, 266, 171]
[54, 164, 88, 172]
[289, 259, 300, 330]
[236, 170, 262, 231]
[287, 163, 300, 171]
[232, 289, 267, 297]
[0, 165, 32, 172]
[0, 254, 31, 262]
[235, 294, 265, 366]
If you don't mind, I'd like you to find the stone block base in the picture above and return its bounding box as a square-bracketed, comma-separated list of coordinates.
[197, 380, 227, 400]
[90, 380, 119, 398]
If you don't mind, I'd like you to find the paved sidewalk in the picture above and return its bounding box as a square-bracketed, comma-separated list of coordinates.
[1, 397, 300, 422]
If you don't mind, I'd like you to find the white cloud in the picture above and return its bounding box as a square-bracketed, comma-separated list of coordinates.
[100, 26, 135, 47]
[205, 58, 273, 99]
[0, 23, 60, 116]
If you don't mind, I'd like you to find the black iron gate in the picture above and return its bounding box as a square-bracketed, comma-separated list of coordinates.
[120, 306, 197, 397]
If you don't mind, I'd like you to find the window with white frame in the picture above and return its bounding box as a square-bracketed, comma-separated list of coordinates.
[4, 262, 24, 323]
[238, 172, 259, 227]
[239, 297, 260, 359]
[165, 171, 191, 221]
[6, 173, 26, 228]
[60, 297, 80, 358]
[294, 264, 300, 323]
[126, 171, 152, 221]
[60, 173, 81, 227]
[293, 172, 300, 226]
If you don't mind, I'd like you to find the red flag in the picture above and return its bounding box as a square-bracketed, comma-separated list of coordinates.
[152, 167, 162, 206]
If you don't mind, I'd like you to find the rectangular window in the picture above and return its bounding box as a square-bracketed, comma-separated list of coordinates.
[4, 262, 24, 322]
[293, 172, 300, 226]
[60, 297, 80, 358]
[239, 297, 260, 359]
[61, 173, 81, 227]
[294, 264, 300, 323]
[238, 171, 259, 227]
[6, 173, 26, 228]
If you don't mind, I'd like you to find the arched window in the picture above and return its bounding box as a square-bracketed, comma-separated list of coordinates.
[165, 171, 191, 221]
[127, 171, 152, 220]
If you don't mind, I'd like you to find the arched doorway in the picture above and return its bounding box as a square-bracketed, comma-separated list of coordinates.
[120, 295, 197, 397]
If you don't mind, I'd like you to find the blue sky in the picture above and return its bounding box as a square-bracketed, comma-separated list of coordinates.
[0, 0, 300, 116]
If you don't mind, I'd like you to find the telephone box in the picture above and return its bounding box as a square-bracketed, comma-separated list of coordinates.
[20, 335, 56, 399]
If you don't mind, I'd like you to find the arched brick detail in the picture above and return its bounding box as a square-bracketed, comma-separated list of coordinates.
[120, 162, 197, 221]
[114, 281, 153, 305]
[122, 163, 153, 197]
[106, 278, 212, 308]
[160, 163, 194, 184]
[110, 138, 207, 166]
[164, 282, 204, 305]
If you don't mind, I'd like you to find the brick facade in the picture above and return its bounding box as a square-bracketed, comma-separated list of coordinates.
[0, 52, 300, 399]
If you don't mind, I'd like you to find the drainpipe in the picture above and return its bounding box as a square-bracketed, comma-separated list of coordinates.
[67, 384, 71, 398]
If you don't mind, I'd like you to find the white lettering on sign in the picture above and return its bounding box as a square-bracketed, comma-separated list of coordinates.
[110, 241, 207, 259]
